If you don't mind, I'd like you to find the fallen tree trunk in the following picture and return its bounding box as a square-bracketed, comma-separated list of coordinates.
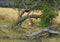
[26, 27, 60, 39]
[0, 27, 60, 40]
[0, 24, 10, 28]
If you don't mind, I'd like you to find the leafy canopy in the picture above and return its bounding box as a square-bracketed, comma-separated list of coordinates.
[40, 5, 57, 28]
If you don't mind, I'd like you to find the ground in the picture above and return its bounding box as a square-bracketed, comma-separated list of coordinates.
[0, 7, 60, 42]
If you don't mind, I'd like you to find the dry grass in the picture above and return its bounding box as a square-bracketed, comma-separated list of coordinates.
[0, 8, 60, 42]
[0, 7, 18, 20]
[0, 7, 60, 23]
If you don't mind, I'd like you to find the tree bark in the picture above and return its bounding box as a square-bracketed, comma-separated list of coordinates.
[26, 27, 60, 39]
[12, 14, 40, 28]
[15, 14, 40, 27]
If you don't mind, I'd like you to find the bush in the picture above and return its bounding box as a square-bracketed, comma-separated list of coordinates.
[40, 5, 57, 28]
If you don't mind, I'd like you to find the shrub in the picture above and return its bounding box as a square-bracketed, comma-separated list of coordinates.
[40, 5, 57, 28]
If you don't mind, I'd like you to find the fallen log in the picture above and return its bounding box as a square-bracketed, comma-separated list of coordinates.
[0, 27, 60, 40]
[0, 24, 10, 28]
[26, 27, 60, 39]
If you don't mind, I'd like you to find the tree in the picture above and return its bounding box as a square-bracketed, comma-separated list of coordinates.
[11, 0, 60, 28]
[40, 5, 58, 28]
[12, 0, 41, 28]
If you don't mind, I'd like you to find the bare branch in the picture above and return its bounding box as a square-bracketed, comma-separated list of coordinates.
[16, 14, 40, 25]
[26, 28, 60, 39]
[18, 0, 42, 17]
[28, 0, 42, 11]
[22, 0, 28, 9]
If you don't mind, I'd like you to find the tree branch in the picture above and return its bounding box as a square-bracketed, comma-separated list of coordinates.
[16, 14, 40, 25]
[26, 27, 60, 39]
[1, 27, 60, 40]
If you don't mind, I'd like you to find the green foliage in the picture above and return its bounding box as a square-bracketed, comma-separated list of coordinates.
[14, 26, 19, 31]
[13, 0, 59, 28]
[40, 5, 57, 28]
[13, 0, 60, 12]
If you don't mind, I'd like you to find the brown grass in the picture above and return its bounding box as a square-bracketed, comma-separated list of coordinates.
[0, 7, 18, 19]
[0, 8, 60, 42]
[0, 7, 60, 23]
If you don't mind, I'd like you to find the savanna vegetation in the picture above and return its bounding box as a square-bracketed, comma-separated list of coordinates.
[0, 0, 60, 42]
